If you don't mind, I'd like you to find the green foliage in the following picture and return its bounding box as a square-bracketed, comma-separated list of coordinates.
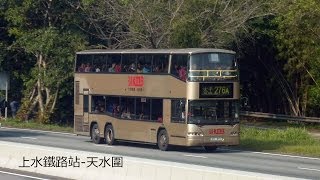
[0, 42, 5, 68]
[14, 28, 86, 88]
[16, 97, 31, 121]
[308, 86, 320, 115]
[170, 18, 201, 48]
[274, 0, 320, 116]
[3, 0, 87, 123]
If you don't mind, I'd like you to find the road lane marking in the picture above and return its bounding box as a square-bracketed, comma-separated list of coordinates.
[20, 137, 37, 140]
[298, 167, 320, 172]
[220, 148, 320, 161]
[250, 151, 320, 160]
[93, 144, 114, 148]
[183, 154, 207, 159]
[0, 170, 50, 180]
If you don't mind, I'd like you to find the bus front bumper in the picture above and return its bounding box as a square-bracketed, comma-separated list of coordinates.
[185, 136, 239, 146]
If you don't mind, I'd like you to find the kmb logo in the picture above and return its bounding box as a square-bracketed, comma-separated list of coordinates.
[209, 129, 225, 134]
[128, 76, 144, 87]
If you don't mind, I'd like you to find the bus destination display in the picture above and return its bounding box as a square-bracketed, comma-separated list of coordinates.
[199, 83, 233, 98]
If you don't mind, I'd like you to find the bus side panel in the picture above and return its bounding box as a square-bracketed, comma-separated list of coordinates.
[89, 114, 161, 143]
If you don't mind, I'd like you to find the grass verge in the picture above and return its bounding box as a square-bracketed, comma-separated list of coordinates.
[0, 118, 73, 133]
[240, 127, 320, 157]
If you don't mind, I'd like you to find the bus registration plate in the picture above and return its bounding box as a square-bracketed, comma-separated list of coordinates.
[210, 137, 224, 142]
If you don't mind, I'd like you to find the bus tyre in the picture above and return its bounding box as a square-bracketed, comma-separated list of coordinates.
[158, 129, 169, 151]
[91, 123, 103, 144]
[105, 125, 116, 145]
[204, 146, 217, 152]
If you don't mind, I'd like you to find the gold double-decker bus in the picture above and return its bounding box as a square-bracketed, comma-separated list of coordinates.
[74, 48, 240, 151]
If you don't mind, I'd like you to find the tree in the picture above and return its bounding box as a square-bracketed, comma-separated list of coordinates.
[77, 0, 273, 49]
[172, 0, 275, 48]
[274, 0, 320, 116]
[4, 0, 87, 123]
[75, 0, 185, 48]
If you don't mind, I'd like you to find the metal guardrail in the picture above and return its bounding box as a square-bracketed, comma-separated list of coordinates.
[239, 111, 320, 123]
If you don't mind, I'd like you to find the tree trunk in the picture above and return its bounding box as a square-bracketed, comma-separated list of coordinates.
[17, 52, 59, 123]
[301, 90, 308, 117]
[37, 54, 44, 114]
[50, 87, 59, 114]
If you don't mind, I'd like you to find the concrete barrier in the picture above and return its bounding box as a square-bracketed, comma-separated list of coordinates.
[0, 141, 301, 180]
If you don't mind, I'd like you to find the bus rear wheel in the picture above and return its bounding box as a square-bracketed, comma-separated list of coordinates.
[105, 125, 116, 145]
[204, 146, 217, 152]
[91, 123, 103, 144]
[158, 129, 169, 151]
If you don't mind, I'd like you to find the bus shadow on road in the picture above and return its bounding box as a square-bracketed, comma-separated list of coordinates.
[168, 146, 243, 154]
[97, 140, 243, 154]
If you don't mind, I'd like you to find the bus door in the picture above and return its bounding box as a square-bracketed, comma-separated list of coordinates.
[83, 89, 90, 126]
[163, 99, 187, 146]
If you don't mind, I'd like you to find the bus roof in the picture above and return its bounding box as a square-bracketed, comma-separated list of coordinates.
[76, 48, 235, 55]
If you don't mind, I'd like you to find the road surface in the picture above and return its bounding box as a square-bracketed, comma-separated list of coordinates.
[0, 167, 69, 180]
[0, 127, 319, 179]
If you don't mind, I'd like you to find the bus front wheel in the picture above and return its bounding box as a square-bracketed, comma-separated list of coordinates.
[105, 125, 116, 145]
[158, 129, 169, 151]
[91, 123, 103, 144]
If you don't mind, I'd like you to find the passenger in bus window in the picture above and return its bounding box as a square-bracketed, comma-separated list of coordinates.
[107, 103, 113, 114]
[108, 63, 116, 72]
[137, 63, 143, 73]
[142, 64, 151, 73]
[115, 63, 121, 73]
[78, 63, 85, 72]
[129, 63, 136, 72]
[181, 111, 185, 119]
[113, 104, 121, 117]
[153, 66, 161, 73]
[101, 64, 108, 72]
[216, 64, 222, 70]
[121, 107, 131, 119]
[84, 63, 92, 72]
[223, 66, 231, 76]
[139, 112, 144, 120]
[122, 65, 129, 72]
[179, 66, 187, 81]
[95, 66, 101, 72]
[172, 64, 180, 77]
[99, 106, 105, 113]
[94, 106, 100, 113]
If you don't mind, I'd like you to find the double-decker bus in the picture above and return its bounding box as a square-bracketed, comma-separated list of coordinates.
[74, 48, 240, 151]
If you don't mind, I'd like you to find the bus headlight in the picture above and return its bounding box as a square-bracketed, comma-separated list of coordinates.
[187, 132, 204, 136]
